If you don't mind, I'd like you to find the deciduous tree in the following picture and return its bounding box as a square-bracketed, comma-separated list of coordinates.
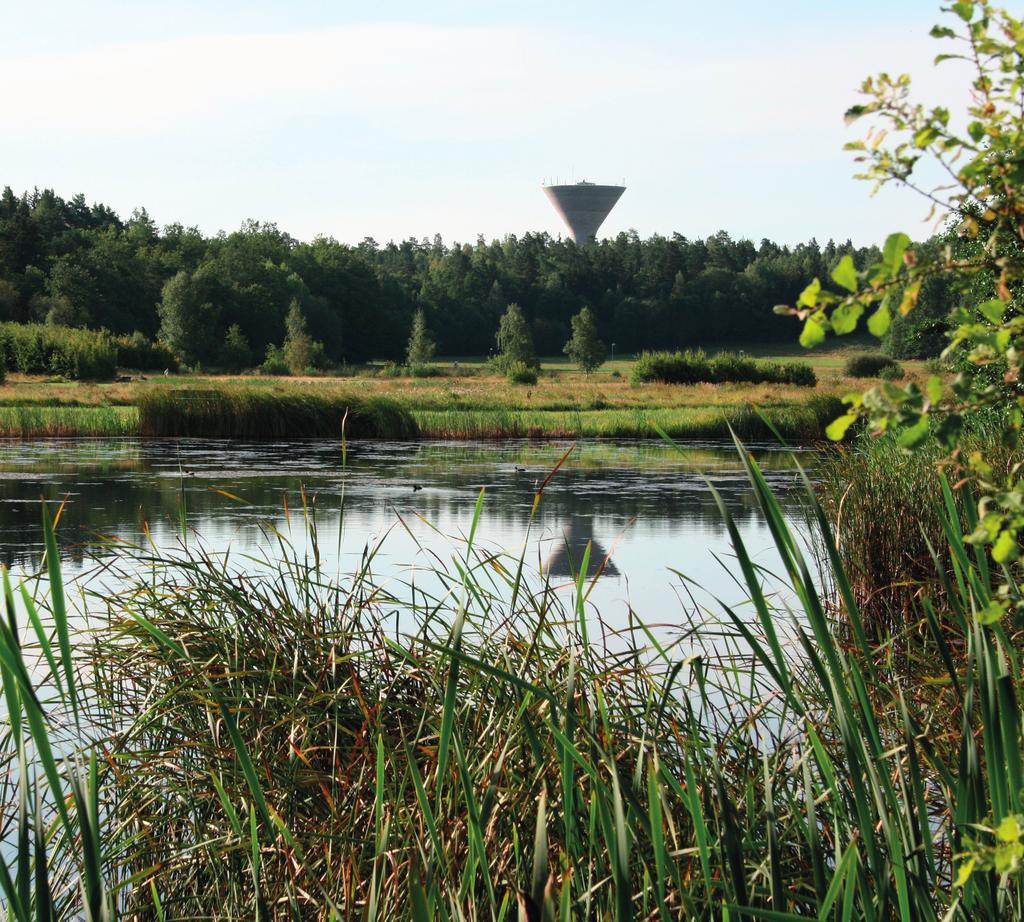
[563, 306, 607, 373]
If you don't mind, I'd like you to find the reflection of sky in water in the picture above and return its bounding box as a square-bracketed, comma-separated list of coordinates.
[0, 439, 815, 646]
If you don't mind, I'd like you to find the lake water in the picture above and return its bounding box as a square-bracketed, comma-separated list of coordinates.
[0, 439, 814, 641]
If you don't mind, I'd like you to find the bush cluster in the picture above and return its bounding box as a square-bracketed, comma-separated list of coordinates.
[506, 360, 538, 385]
[261, 345, 291, 376]
[631, 349, 816, 386]
[113, 331, 179, 372]
[844, 352, 902, 378]
[0, 322, 118, 379]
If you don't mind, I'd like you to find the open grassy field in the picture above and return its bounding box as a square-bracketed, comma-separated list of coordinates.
[0, 340, 921, 439]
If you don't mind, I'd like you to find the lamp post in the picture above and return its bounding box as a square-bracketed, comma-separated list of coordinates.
[611, 342, 616, 363]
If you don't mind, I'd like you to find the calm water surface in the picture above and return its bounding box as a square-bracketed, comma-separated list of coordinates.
[0, 439, 814, 633]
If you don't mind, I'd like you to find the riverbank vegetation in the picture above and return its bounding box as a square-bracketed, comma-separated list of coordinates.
[0, 322, 119, 380]
[631, 349, 816, 386]
[136, 387, 419, 440]
[0, 343, 876, 439]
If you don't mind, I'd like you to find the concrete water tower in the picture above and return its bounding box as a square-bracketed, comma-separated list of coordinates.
[542, 180, 626, 244]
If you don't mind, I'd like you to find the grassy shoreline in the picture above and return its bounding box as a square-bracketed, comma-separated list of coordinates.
[0, 397, 842, 440]
[0, 344, 893, 439]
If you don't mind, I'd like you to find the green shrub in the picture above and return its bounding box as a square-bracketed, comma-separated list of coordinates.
[506, 361, 538, 385]
[113, 331, 179, 371]
[261, 344, 290, 376]
[844, 352, 901, 378]
[631, 349, 817, 386]
[631, 349, 710, 384]
[878, 362, 905, 381]
[377, 360, 403, 378]
[0, 322, 117, 379]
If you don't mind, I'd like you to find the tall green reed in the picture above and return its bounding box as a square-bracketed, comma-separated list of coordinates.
[1, 435, 1021, 919]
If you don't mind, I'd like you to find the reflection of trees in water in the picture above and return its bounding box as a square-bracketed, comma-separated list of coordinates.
[0, 443, 808, 569]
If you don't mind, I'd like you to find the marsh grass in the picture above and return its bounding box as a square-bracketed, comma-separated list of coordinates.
[2, 433, 1022, 919]
[0, 388, 843, 440]
[415, 397, 843, 440]
[136, 386, 418, 439]
[817, 423, 1016, 638]
[0, 404, 137, 438]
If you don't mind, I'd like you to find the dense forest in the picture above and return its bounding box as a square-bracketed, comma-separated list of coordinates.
[0, 186, 953, 367]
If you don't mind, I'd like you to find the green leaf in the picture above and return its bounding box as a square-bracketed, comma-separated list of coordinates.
[867, 303, 891, 337]
[977, 298, 1006, 323]
[977, 600, 1007, 625]
[954, 857, 976, 888]
[826, 414, 858, 441]
[935, 413, 963, 449]
[930, 25, 956, 38]
[844, 104, 868, 125]
[997, 815, 1021, 843]
[830, 255, 858, 292]
[993, 530, 1019, 564]
[797, 277, 822, 308]
[952, 1, 974, 21]
[799, 314, 828, 349]
[897, 415, 930, 449]
[831, 301, 863, 335]
[927, 376, 943, 405]
[882, 233, 911, 276]
[968, 120, 985, 143]
[913, 126, 939, 148]
[994, 841, 1023, 875]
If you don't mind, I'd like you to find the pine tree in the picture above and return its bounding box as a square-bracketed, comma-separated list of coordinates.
[563, 306, 607, 373]
[406, 308, 436, 366]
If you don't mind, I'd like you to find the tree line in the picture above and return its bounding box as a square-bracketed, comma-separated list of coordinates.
[0, 185, 954, 368]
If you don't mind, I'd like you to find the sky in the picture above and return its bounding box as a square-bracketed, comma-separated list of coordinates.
[1, 1, 969, 247]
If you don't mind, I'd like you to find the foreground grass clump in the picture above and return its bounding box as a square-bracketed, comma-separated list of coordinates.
[136, 385, 418, 439]
[817, 420, 1015, 636]
[632, 349, 817, 386]
[0, 322, 118, 380]
[4, 440, 1024, 919]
